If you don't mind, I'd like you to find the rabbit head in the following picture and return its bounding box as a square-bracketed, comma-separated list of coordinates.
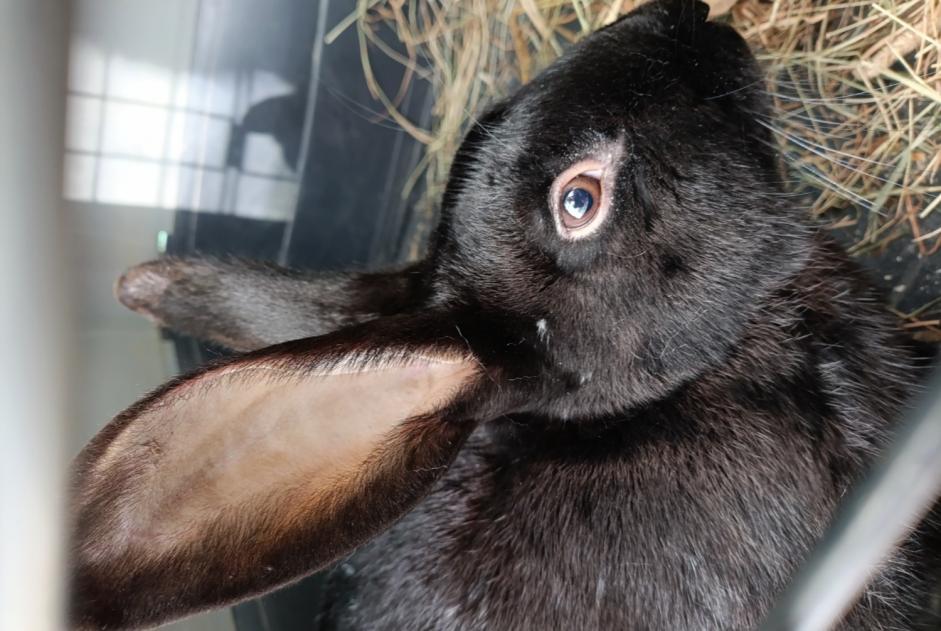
[70, 1, 813, 628]
[423, 0, 810, 417]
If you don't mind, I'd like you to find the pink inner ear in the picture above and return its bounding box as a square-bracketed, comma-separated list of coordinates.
[71, 346, 481, 629]
[88, 353, 479, 555]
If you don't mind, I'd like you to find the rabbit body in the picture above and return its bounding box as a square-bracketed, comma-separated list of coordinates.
[324, 240, 933, 631]
[75, 1, 940, 629]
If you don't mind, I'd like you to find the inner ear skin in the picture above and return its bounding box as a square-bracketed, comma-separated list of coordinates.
[69, 328, 486, 630]
[72, 413, 478, 630]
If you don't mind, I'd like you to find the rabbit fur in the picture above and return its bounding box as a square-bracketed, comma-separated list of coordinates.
[74, 0, 941, 628]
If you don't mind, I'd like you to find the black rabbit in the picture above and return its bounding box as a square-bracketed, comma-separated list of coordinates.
[70, 1, 940, 629]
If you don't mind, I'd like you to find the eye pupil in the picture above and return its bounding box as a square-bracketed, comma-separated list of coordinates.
[563, 187, 593, 219]
[552, 163, 606, 238]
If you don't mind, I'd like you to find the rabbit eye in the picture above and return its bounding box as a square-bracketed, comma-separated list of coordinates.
[560, 176, 601, 228]
[550, 159, 610, 240]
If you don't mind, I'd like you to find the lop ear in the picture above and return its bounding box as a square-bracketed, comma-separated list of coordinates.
[70, 319, 484, 630]
[606, 0, 709, 39]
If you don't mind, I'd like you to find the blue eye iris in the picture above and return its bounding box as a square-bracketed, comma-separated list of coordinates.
[563, 187, 594, 219]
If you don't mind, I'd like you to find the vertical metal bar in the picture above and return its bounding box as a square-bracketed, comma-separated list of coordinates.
[762, 371, 941, 631]
[277, 0, 330, 266]
[0, 1, 71, 630]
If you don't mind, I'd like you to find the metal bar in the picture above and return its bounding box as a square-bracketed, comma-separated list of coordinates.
[761, 370, 941, 631]
[0, 1, 71, 630]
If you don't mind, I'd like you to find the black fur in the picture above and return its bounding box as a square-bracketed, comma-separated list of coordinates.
[95, 0, 940, 628]
[325, 242, 938, 629]
[316, 2, 939, 628]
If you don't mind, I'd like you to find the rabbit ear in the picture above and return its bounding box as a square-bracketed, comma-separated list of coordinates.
[609, 0, 709, 37]
[70, 319, 484, 630]
[634, 0, 709, 23]
[115, 257, 428, 351]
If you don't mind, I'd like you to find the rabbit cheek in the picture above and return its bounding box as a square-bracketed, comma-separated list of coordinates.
[551, 240, 611, 274]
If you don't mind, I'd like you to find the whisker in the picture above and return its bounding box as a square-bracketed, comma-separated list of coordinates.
[756, 119, 897, 171]
[749, 133, 881, 215]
